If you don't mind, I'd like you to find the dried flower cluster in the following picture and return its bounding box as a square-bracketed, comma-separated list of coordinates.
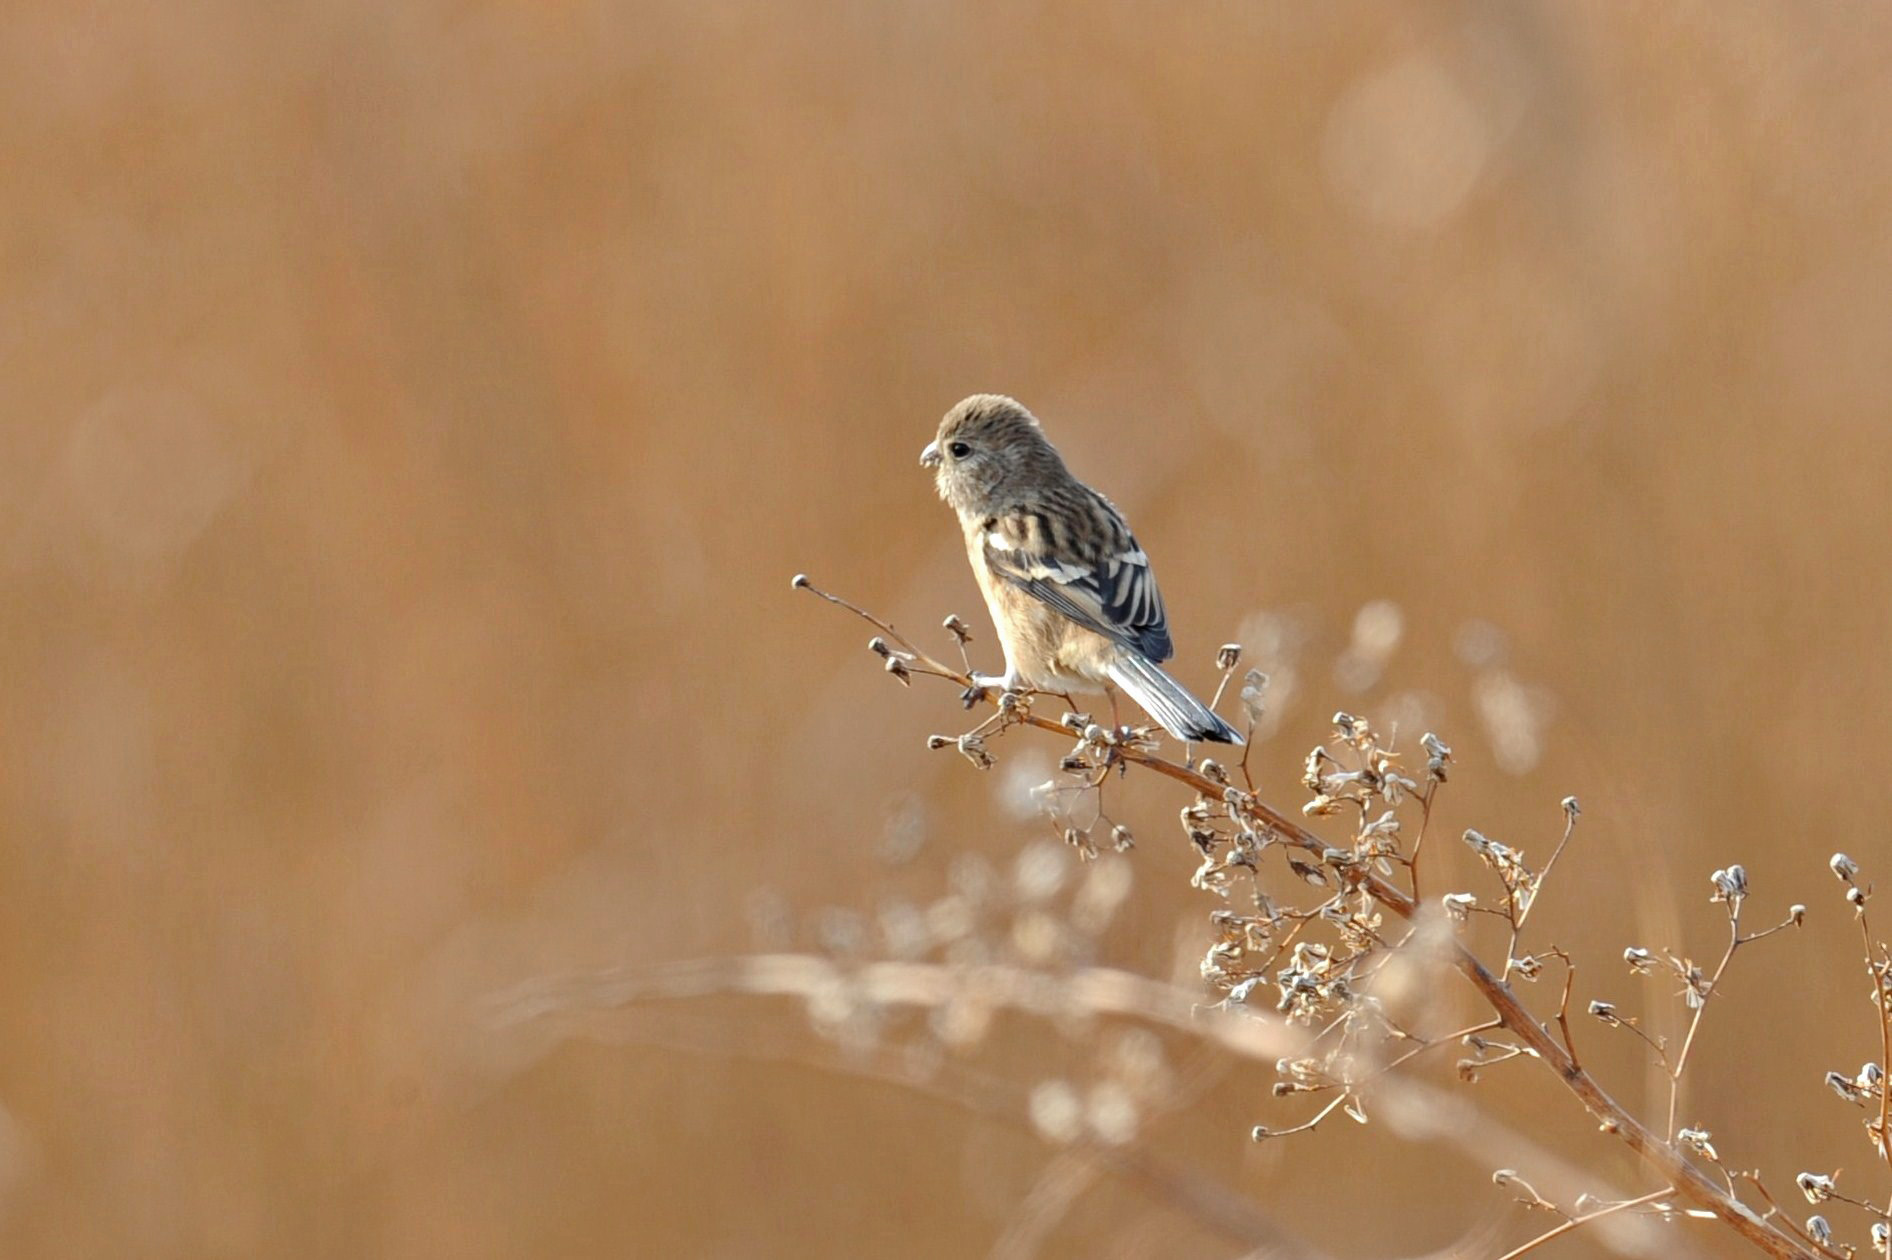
[780, 576, 1871, 1258]
[505, 577, 1888, 1260]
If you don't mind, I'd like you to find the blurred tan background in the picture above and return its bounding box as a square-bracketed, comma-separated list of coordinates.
[3, 2, 1891, 1256]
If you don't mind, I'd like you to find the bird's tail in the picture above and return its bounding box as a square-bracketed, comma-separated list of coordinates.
[1106, 653, 1244, 745]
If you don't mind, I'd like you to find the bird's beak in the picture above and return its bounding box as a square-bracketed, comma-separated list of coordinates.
[919, 440, 941, 469]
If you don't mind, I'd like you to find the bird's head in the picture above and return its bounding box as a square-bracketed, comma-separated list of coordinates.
[921, 394, 1065, 516]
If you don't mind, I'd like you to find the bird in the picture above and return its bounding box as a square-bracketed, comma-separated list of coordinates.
[920, 393, 1243, 745]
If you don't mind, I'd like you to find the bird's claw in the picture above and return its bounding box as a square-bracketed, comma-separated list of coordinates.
[961, 673, 1018, 709]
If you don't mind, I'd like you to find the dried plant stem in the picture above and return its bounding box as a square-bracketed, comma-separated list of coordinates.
[796, 579, 1819, 1260]
[1514, 808, 1577, 933]
[1861, 908, 1892, 1205]
[1494, 1188, 1676, 1260]
[1667, 911, 1743, 1139]
[1407, 783, 1437, 900]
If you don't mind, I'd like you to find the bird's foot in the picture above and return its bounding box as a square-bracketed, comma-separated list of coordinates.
[961, 671, 1022, 709]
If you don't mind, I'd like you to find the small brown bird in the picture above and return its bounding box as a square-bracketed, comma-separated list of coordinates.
[921, 394, 1243, 745]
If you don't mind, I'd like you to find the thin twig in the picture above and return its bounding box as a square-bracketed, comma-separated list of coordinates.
[1495, 1188, 1676, 1260]
[1667, 907, 1743, 1139]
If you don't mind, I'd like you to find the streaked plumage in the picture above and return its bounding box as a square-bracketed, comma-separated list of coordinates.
[921, 394, 1242, 745]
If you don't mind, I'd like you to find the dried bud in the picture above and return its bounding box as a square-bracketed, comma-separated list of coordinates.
[1791, 904, 1807, 925]
[1623, 947, 1657, 975]
[1808, 1215, 1832, 1246]
[1796, 1171, 1836, 1204]
[885, 656, 911, 684]
[1199, 758, 1226, 783]
[955, 733, 992, 769]
[1561, 795, 1581, 819]
[1678, 1128, 1718, 1161]
[1239, 670, 1268, 728]
[1851, 887, 1870, 908]
[942, 614, 972, 643]
[1709, 865, 1748, 904]
[791, 573, 811, 589]
[868, 636, 891, 658]
[1302, 747, 1328, 792]
[1110, 824, 1135, 853]
[1216, 643, 1242, 671]
[1833, 853, 1861, 882]
[1061, 712, 1090, 732]
[1588, 1000, 1619, 1024]
[1872, 1220, 1888, 1253]
[1827, 1070, 1864, 1104]
[925, 734, 951, 750]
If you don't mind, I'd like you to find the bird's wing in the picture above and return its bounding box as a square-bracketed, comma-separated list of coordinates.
[981, 497, 1173, 662]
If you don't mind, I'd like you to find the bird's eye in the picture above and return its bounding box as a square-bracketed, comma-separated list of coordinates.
[948, 441, 972, 459]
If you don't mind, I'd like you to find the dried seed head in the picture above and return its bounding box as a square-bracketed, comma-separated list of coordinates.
[1872, 1220, 1889, 1253]
[1624, 947, 1657, 975]
[1826, 1070, 1864, 1104]
[868, 636, 891, 658]
[1791, 904, 1808, 925]
[955, 732, 993, 769]
[1561, 795, 1581, 819]
[1442, 892, 1477, 921]
[1588, 1000, 1619, 1024]
[1239, 669, 1268, 728]
[791, 573, 810, 589]
[884, 656, 911, 684]
[1833, 853, 1861, 882]
[925, 734, 951, 750]
[1217, 643, 1243, 671]
[1678, 1128, 1718, 1161]
[1851, 887, 1870, 908]
[1808, 1215, 1832, 1246]
[1709, 865, 1748, 904]
[1199, 758, 1226, 783]
[1796, 1171, 1836, 1204]
[942, 613, 972, 643]
[1302, 747, 1329, 792]
[1111, 824, 1135, 852]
